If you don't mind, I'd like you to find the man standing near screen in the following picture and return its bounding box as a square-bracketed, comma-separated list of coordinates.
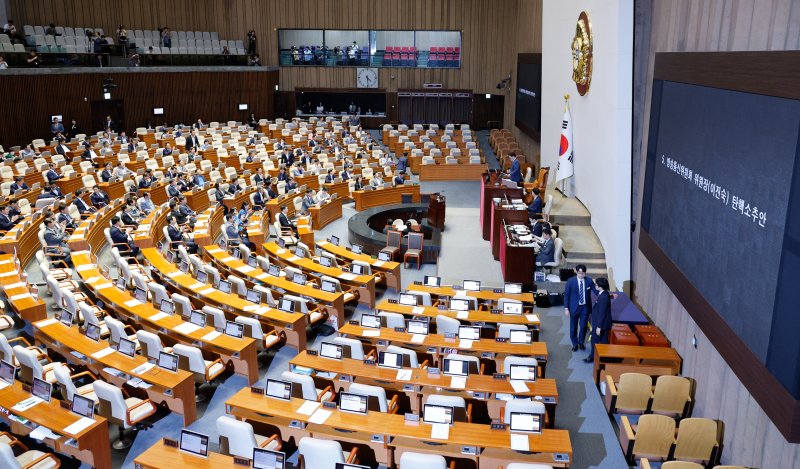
[564, 265, 597, 352]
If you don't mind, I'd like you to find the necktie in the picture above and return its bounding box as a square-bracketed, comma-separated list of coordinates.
[579, 279, 585, 305]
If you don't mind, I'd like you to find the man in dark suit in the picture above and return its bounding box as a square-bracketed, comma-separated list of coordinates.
[185, 132, 200, 151]
[166, 179, 181, 198]
[508, 152, 522, 184]
[90, 186, 110, 208]
[55, 138, 71, 156]
[138, 172, 154, 189]
[9, 176, 28, 194]
[166, 215, 198, 254]
[54, 202, 77, 231]
[72, 188, 95, 215]
[585, 277, 612, 363]
[120, 205, 139, 228]
[252, 187, 267, 210]
[81, 143, 98, 163]
[0, 205, 19, 232]
[100, 163, 114, 183]
[43, 218, 72, 266]
[278, 205, 297, 236]
[109, 216, 139, 256]
[46, 164, 62, 184]
[323, 168, 336, 184]
[536, 228, 555, 264]
[563, 264, 597, 352]
[528, 188, 543, 219]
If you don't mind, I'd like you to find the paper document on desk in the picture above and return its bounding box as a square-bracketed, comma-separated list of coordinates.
[372, 260, 385, 267]
[202, 331, 222, 341]
[124, 299, 143, 307]
[296, 400, 320, 415]
[167, 271, 182, 278]
[9, 293, 31, 301]
[29, 425, 60, 441]
[411, 306, 425, 315]
[237, 265, 256, 274]
[276, 249, 286, 255]
[149, 312, 169, 322]
[256, 307, 270, 316]
[64, 417, 96, 436]
[173, 322, 202, 335]
[222, 257, 236, 263]
[132, 362, 156, 375]
[308, 409, 332, 425]
[510, 380, 530, 393]
[0, 381, 9, 391]
[5, 282, 25, 289]
[510, 433, 530, 451]
[526, 314, 539, 323]
[396, 369, 412, 381]
[76, 265, 94, 272]
[450, 376, 467, 389]
[362, 330, 380, 337]
[0, 271, 16, 278]
[199, 288, 216, 295]
[95, 283, 113, 290]
[243, 305, 258, 312]
[85, 276, 100, 284]
[206, 248, 222, 254]
[12, 396, 43, 412]
[456, 311, 469, 320]
[35, 318, 58, 328]
[338, 273, 357, 281]
[430, 423, 449, 440]
[458, 339, 473, 349]
[188, 282, 205, 290]
[410, 334, 426, 344]
[91, 347, 115, 359]
[256, 273, 269, 280]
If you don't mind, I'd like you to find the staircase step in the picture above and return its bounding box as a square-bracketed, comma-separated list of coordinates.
[551, 214, 592, 226]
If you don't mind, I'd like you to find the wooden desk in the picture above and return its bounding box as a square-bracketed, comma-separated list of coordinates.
[142, 247, 304, 353]
[0, 214, 44, 268]
[316, 239, 402, 292]
[134, 440, 241, 468]
[98, 180, 126, 200]
[140, 182, 168, 206]
[310, 197, 343, 230]
[0, 255, 46, 322]
[353, 185, 421, 211]
[291, 351, 558, 426]
[54, 175, 84, 196]
[339, 322, 547, 376]
[72, 251, 260, 385]
[490, 201, 529, 260]
[67, 199, 123, 252]
[264, 191, 301, 224]
[480, 175, 523, 240]
[418, 163, 489, 181]
[593, 344, 682, 384]
[205, 245, 342, 335]
[323, 180, 351, 200]
[131, 209, 160, 249]
[33, 319, 198, 426]
[184, 186, 213, 212]
[407, 284, 535, 305]
[0, 381, 112, 468]
[264, 241, 377, 309]
[226, 391, 572, 468]
[500, 226, 537, 287]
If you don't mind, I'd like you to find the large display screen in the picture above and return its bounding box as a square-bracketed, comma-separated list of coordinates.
[514, 55, 541, 140]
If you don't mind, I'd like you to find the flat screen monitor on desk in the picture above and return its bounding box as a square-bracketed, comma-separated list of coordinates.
[351, 244, 363, 255]
[189, 310, 207, 328]
[319, 256, 332, 268]
[266, 379, 292, 401]
[378, 351, 403, 369]
[292, 273, 307, 285]
[509, 412, 542, 434]
[398, 293, 419, 306]
[224, 321, 244, 339]
[71, 394, 95, 419]
[320, 342, 344, 360]
[117, 337, 136, 358]
[158, 351, 179, 372]
[179, 429, 209, 458]
[85, 323, 101, 341]
[503, 302, 523, 315]
[196, 270, 208, 284]
[504, 282, 522, 294]
[350, 264, 364, 275]
[335, 465, 370, 469]
[278, 299, 295, 313]
[0, 360, 15, 385]
[450, 298, 470, 312]
[59, 310, 73, 327]
[424, 276, 441, 287]
[423, 403, 454, 425]
[116, 276, 127, 291]
[321, 279, 337, 293]
[509, 329, 533, 344]
[509, 364, 537, 382]
[160, 300, 175, 314]
[443, 358, 470, 377]
[134, 287, 147, 302]
[377, 251, 390, 262]
[458, 325, 481, 340]
[248, 255, 258, 268]
[329, 235, 339, 246]
[338, 392, 368, 415]
[407, 319, 429, 335]
[179, 261, 190, 273]
[217, 279, 231, 294]
[462, 280, 481, 291]
[360, 314, 381, 329]
[32, 377, 52, 403]
[268, 265, 281, 277]
[294, 246, 306, 258]
[253, 448, 286, 469]
[246, 289, 262, 303]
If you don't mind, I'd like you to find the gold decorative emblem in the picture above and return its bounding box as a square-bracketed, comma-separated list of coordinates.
[571, 11, 593, 96]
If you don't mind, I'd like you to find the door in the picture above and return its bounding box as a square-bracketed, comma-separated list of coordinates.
[91, 99, 125, 134]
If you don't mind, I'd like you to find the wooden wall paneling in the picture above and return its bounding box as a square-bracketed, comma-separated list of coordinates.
[0, 71, 277, 146]
[632, 0, 800, 465]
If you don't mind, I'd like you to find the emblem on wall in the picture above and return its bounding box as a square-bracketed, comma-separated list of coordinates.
[571, 11, 593, 96]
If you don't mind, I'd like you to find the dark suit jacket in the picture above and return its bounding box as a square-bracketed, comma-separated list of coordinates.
[590, 291, 612, 333]
[278, 213, 293, 228]
[109, 225, 132, 250]
[100, 170, 113, 183]
[167, 224, 183, 243]
[509, 159, 522, 183]
[538, 238, 555, 264]
[9, 183, 27, 193]
[564, 275, 597, 315]
[90, 191, 109, 207]
[253, 192, 265, 207]
[0, 214, 14, 231]
[46, 169, 62, 183]
[138, 178, 152, 189]
[73, 198, 92, 214]
[121, 212, 138, 227]
[55, 145, 70, 155]
[528, 196, 542, 217]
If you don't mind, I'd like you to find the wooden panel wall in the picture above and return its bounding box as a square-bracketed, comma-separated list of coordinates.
[0, 70, 277, 146]
[9, 0, 529, 95]
[632, 0, 800, 466]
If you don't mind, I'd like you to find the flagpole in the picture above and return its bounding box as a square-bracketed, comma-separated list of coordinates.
[559, 94, 570, 196]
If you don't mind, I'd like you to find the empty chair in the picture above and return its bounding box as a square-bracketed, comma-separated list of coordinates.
[349, 382, 397, 413]
[424, 394, 471, 422]
[136, 330, 172, 361]
[280, 370, 333, 401]
[172, 343, 224, 402]
[298, 437, 359, 469]
[227, 275, 247, 296]
[234, 316, 284, 354]
[445, 352, 482, 374]
[105, 316, 140, 350]
[641, 461, 703, 469]
[332, 336, 370, 360]
[171, 293, 193, 318]
[386, 345, 427, 368]
[497, 323, 529, 339]
[148, 282, 170, 309]
[535, 237, 563, 272]
[651, 375, 693, 418]
[619, 413, 677, 464]
[399, 452, 452, 469]
[0, 334, 43, 368]
[503, 398, 546, 426]
[202, 306, 227, 330]
[605, 372, 653, 415]
[216, 415, 281, 459]
[436, 315, 461, 335]
[53, 362, 99, 404]
[673, 418, 721, 466]
[93, 380, 156, 449]
[81, 303, 109, 338]
[12, 345, 60, 385]
[403, 232, 424, 269]
[380, 230, 402, 261]
[378, 311, 405, 329]
[0, 438, 60, 469]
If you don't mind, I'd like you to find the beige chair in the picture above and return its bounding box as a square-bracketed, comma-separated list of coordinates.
[619, 414, 676, 464]
[93, 380, 156, 450]
[604, 372, 653, 415]
[216, 415, 282, 459]
[673, 418, 722, 466]
[297, 437, 359, 469]
[0, 436, 61, 469]
[651, 375, 693, 418]
[172, 343, 224, 402]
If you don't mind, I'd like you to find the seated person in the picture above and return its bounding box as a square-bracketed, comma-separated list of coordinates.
[43, 218, 72, 266]
[37, 185, 62, 200]
[166, 179, 182, 198]
[72, 188, 95, 215]
[9, 176, 28, 194]
[323, 168, 336, 183]
[285, 177, 298, 191]
[315, 187, 331, 204]
[113, 161, 131, 180]
[536, 228, 555, 264]
[301, 189, 316, 215]
[138, 192, 155, 215]
[254, 168, 267, 185]
[46, 163, 63, 184]
[100, 162, 114, 183]
[89, 185, 110, 207]
[109, 216, 140, 257]
[252, 186, 268, 210]
[120, 204, 139, 228]
[527, 188, 543, 219]
[0, 204, 21, 232]
[165, 215, 198, 254]
[393, 172, 405, 187]
[370, 173, 385, 188]
[278, 205, 298, 236]
[138, 171, 154, 189]
[53, 202, 78, 231]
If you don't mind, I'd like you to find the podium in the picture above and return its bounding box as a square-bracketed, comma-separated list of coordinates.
[427, 193, 446, 229]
